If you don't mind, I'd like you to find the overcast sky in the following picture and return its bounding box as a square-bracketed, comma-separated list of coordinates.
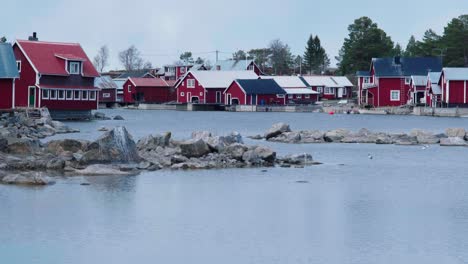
[3, 0, 466, 70]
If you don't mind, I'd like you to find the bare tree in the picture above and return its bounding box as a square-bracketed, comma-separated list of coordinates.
[93, 45, 109, 73]
[119, 45, 144, 71]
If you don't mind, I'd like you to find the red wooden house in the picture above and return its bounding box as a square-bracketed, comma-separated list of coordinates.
[0, 43, 20, 109]
[95, 76, 117, 107]
[439, 68, 468, 107]
[13, 37, 100, 119]
[211, 59, 262, 76]
[261, 76, 319, 104]
[357, 57, 442, 107]
[409, 75, 427, 105]
[163, 64, 206, 81]
[426, 72, 442, 107]
[224, 79, 286, 105]
[123, 77, 175, 104]
[175, 70, 258, 104]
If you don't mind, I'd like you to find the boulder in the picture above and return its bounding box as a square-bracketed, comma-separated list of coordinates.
[1, 172, 55, 186]
[46, 158, 66, 170]
[299, 130, 325, 143]
[247, 134, 264, 140]
[324, 129, 351, 142]
[98, 126, 109, 132]
[410, 130, 440, 144]
[137, 132, 171, 150]
[440, 137, 468, 146]
[222, 143, 248, 160]
[93, 112, 110, 120]
[280, 153, 314, 165]
[270, 131, 301, 143]
[392, 134, 418, 145]
[179, 139, 211, 158]
[81, 126, 141, 164]
[264, 123, 291, 140]
[113, 115, 125, 120]
[46, 139, 85, 155]
[445, 128, 466, 138]
[74, 164, 139, 176]
[7, 138, 41, 155]
[51, 121, 79, 134]
[191, 131, 243, 152]
[242, 146, 276, 165]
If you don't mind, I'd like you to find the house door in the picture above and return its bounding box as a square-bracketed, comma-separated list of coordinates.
[251, 94, 257, 105]
[337, 88, 343, 98]
[29, 87, 36, 108]
[216, 91, 222, 103]
[226, 94, 231, 105]
[187, 92, 191, 103]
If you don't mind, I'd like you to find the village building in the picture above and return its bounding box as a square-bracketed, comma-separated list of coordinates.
[224, 79, 286, 105]
[113, 70, 157, 103]
[175, 70, 258, 104]
[409, 75, 428, 105]
[211, 59, 262, 76]
[301, 76, 353, 100]
[163, 64, 206, 81]
[426, 72, 442, 107]
[439, 68, 468, 107]
[123, 77, 175, 104]
[0, 43, 20, 109]
[261, 76, 319, 104]
[13, 36, 100, 119]
[357, 57, 442, 107]
[94, 76, 118, 108]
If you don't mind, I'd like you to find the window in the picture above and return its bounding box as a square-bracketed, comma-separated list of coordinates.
[405, 77, 411, 85]
[69, 62, 81, 74]
[343, 88, 347, 95]
[66, 90, 73, 100]
[128, 85, 131, 92]
[199, 92, 203, 96]
[277, 94, 285, 98]
[187, 79, 195, 88]
[363, 77, 370, 84]
[58, 90, 65, 100]
[288, 94, 293, 99]
[324, 87, 333, 94]
[103, 93, 111, 98]
[180, 67, 186, 73]
[82, 91, 88, 100]
[248, 65, 254, 70]
[297, 95, 302, 99]
[181, 92, 185, 96]
[89, 91, 96, 100]
[317, 87, 323, 93]
[16, 61, 21, 72]
[305, 94, 310, 99]
[390, 90, 400, 101]
[50, 90, 57, 99]
[74, 90, 80, 100]
[42, 89, 49, 99]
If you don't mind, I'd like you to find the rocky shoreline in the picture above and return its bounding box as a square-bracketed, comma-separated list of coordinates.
[251, 123, 468, 146]
[0, 113, 318, 186]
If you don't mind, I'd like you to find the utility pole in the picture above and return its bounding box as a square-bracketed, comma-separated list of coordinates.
[215, 50, 219, 64]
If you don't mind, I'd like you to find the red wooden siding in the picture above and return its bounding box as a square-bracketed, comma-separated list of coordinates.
[0, 79, 14, 109]
[99, 88, 116, 103]
[225, 82, 246, 105]
[205, 88, 225, 104]
[13, 45, 36, 108]
[176, 73, 206, 103]
[224, 82, 286, 105]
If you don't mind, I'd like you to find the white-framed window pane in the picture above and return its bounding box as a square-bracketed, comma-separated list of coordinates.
[66, 90, 73, 100]
[69, 62, 80, 74]
[50, 90, 57, 99]
[74, 90, 80, 100]
[90, 91, 96, 100]
[42, 89, 49, 99]
[58, 90, 65, 99]
[305, 94, 310, 99]
[405, 77, 411, 85]
[391, 90, 400, 101]
[82, 91, 88, 100]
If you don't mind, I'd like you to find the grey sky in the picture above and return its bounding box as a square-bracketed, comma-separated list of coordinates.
[3, 0, 467, 70]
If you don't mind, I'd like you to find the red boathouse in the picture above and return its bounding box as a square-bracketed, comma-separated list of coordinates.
[224, 79, 286, 105]
[123, 77, 175, 104]
[439, 68, 468, 107]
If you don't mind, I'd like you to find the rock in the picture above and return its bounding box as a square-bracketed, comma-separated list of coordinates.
[74, 164, 139, 176]
[171, 154, 189, 164]
[440, 137, 468, 146]
[445, 128, 466, 138]
[191, 131, 212, 140]
[264, 123, 291, 140]
[324, 129, 351, 142]
[222, 143, 248, 160]
[392, 134, 418, 145]
[270, 131, 301, 143]
[280, 153, 314, 165]
[0, 138, 7, 152]
[51, 121, 79, 134]
[299, 130, 325, 143]
[98, 126, 109, 132]
[46, 158, 66, 170]
[410, 130, 440, 144]
[247, 134, 263, 140]
[179, 139, 211, 158]
[375, 135, 393, 144]
[137, 132, 171, 150]
[7, 138, 41, 155]
[242, 146, 276, 165]
[137, 161, 152, 170]
[46, 139, 85, 155]
[93, 112, 111, 120]
[81, 126, 141, 164]
[1, 172, 55, 186]
[113, 115, 125, 120]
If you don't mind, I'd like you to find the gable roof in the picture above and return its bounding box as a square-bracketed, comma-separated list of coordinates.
[301, 76, 337, 87]
[0, 43, 20, 79]
[15, 40, 100, 77]
[94, 76, 118, 89]
[188, 70, 258, 88]
[117, 71, 156, 79]
[236, 79, 286, 95]
[128, 77, 169, 87]
[428, 72, 442, 84]
[442, 68, 468, 81]
[411, 75, 427, 86]
[211, 59, 254, 71]
[372, 57, 442, 77]
[331, 76, 353, 87]
[261, 76, 307, 88]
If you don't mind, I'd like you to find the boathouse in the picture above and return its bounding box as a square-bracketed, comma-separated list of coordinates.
[439, 68, 468, 107]
[224, 79, 286, 105]
[261, 76, 319, 104]
[95, 76, 118, 107]
[0, 43, 20, 109]
[123, 77, 174, 104]
[426, 72, 442, 107]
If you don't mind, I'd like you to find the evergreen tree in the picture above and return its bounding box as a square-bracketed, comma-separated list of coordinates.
[0, 36, 6, 43]
[269, 39, 294, 75]
[441, 15, 468, 66]
[303, 35, 329, 74]
[392, 43, 404, 57]
[404, 35, 421, 56]
[337, 17, 394, 75]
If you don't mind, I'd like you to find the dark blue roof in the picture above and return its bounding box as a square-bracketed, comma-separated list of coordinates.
[0, 43, 19, 79]
[236, 79, 286, 95]
[372, 57, 442, 77]
[356, 71, 370, 76]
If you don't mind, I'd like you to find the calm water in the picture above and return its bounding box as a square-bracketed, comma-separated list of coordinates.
[2, 110, 468, 264]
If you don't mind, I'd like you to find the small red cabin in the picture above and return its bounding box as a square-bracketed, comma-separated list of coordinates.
[439, 68, 468, 107]
[13, 37, 100, 119]
[95, 76, 117, 107]
[224, 79, 286, 105]
[0, 43, 20, 109]
[123, 77, 175, 104]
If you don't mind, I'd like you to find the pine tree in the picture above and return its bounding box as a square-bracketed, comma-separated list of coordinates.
[441, 15, 468, 66]
[303, 35, 329, 74]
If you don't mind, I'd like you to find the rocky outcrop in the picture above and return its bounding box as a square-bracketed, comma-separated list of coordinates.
[1, 172, 55, 186]
[178, 139, 211, 158]
[264, 123, 291, 139]
[440, 137, 468, 146]
[445, 128, 466, 138]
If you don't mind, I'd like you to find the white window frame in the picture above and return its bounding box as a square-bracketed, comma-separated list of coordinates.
[305, 94, 310, 99]
[288, 94, 293, 99]
[74, 90, 81, 100]
[128, 85, 131, 93]
[65, 90, 73, 100]
[405, 77, 411, 85]
[103, 93, 111, 98]
[16, 61, 21, 73]
[50, 90, 57, 100]
[89, 91, 96, 100]
[324, 87, 334, 95]
[69, 62, 81, 74]
[58, 90, 65, 100]
[82, 90, 89, 100]
[363, 77, 370, 84]
[187, 79, 195, 88]
[317, 87, 323, 93]
[277, 94, 285, 98]
[42, 89, 49, 99]
[390, 90, 400, 101]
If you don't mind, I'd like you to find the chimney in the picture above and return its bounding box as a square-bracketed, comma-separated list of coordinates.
[394, 56, 401, 65]
[28, 32, 38, 41]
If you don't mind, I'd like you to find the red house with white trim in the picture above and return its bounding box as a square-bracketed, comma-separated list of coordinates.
[224, 79, 286, 105]
[123, 77, 175, 104]
[95, 76, 117, 107]
[426, 72, 442, 107]
[439, 68, 468, 107]
[163, 64, 206, 81]
[175, 70, 258, 104]
[13, 36, 100, 119]
[409, 75, 427, 105]
[357, 57, 442, 107]
[0, 43, 20, 109]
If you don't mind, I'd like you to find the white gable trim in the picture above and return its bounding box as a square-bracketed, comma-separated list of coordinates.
[14, 41, 40, 84]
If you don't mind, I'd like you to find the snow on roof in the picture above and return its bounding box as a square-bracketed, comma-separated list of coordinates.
[190, 70, 258, 88]
[442, 68, 468, 81]
[261, 76, 307, 88]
